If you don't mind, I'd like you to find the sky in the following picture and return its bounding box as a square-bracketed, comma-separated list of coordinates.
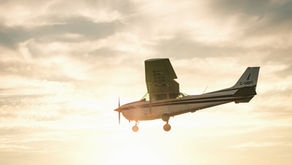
[0, 0, 292, 165]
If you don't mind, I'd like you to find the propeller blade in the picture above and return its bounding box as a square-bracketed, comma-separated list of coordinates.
[117, 97, 121, 125]
[118, 111, 120, 125]
[118, 97, 120, 108]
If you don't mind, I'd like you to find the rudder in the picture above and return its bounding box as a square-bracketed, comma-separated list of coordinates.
[232, 67, 260, 102]
[233, 67, 260, 89]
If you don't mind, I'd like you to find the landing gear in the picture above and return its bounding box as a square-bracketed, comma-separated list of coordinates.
[162, 114, 170, 122]
[163, 123, 171, 132]
[132, 121, 139, 132]
[162, 114, 171, 132]
[132, 125, 139, 132]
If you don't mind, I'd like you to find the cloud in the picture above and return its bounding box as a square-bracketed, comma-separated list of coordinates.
[152, 33, 247, 59]
[210, 0, 292, 37]
[232, 141, 283, 148]
[211, 0, 271, 16]
[0, 1, 292, 164]
[0, 0, 135, 26]
[0, 17, 121, 48]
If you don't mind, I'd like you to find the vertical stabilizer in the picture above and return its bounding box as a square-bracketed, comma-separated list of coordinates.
[231, 67, 260, 102]
[233, 67, 260, 88]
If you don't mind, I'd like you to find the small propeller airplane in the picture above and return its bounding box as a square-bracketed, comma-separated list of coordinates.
[114, 58, 260, 132]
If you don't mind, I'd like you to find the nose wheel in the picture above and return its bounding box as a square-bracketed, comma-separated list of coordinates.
[132, 121, 139, 132]
[132, 125, 139, 132]
[163, 122, 171, 132]
[162, 114, 171, 132]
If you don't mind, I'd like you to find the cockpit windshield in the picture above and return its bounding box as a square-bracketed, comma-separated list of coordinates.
[141, 93, 149, 101]
[178, 92, 188, 97]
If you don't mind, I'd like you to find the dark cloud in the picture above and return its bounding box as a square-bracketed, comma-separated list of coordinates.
[211, 0, 292, 36]
[0, 17, 121, 48]
[35, 17, 121, 40]
[0, 0, 136, 17]
[153, 33, 246, 59]
[268, 1, 292, 23]
[0, 25, 30, 48]
[82, 0, 136, 15]
[211, 0, 270, 16]
[153, 33, 292, 78]
[212, 0, 292, 21]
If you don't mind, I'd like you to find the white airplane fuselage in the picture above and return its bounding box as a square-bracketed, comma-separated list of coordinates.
[120, 88, 253, 121]
[114, 62, 260, 132]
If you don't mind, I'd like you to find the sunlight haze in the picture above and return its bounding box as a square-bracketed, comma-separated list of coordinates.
[0, 0, 292, 165]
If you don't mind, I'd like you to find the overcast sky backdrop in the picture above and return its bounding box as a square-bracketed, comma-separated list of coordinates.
[0, 0, 292, 165]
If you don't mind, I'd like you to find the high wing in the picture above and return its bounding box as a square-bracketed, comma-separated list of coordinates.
[145, 58, 180, 101]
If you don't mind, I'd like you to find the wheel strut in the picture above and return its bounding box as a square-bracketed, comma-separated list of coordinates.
[132, 121, 139, 132]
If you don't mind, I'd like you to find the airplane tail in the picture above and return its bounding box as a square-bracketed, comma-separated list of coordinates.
[232, 67, 260, 103]
[233, 67, 260, 88]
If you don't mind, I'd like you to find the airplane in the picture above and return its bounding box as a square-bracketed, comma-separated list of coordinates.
[114, 58, 260, 132]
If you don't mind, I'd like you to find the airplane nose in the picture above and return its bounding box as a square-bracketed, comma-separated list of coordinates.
[114, 108, 120, 112]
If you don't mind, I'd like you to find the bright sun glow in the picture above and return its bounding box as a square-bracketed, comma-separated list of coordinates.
[105, 143, 164, 165]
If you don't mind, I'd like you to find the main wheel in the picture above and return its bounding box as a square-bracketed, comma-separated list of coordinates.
[163, 124, 171, 132]
[132, 125, 139, 132]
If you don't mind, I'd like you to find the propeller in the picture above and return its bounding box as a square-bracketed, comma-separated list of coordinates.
[118, 97, 120, 124]
[114, 97, 121, 125]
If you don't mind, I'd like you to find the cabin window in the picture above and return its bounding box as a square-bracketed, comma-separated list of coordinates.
[169, 93, 179, 98]
[155, 94, 167, 100]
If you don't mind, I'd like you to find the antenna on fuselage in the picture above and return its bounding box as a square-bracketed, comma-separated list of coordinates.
[202, 86, 208, 94]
